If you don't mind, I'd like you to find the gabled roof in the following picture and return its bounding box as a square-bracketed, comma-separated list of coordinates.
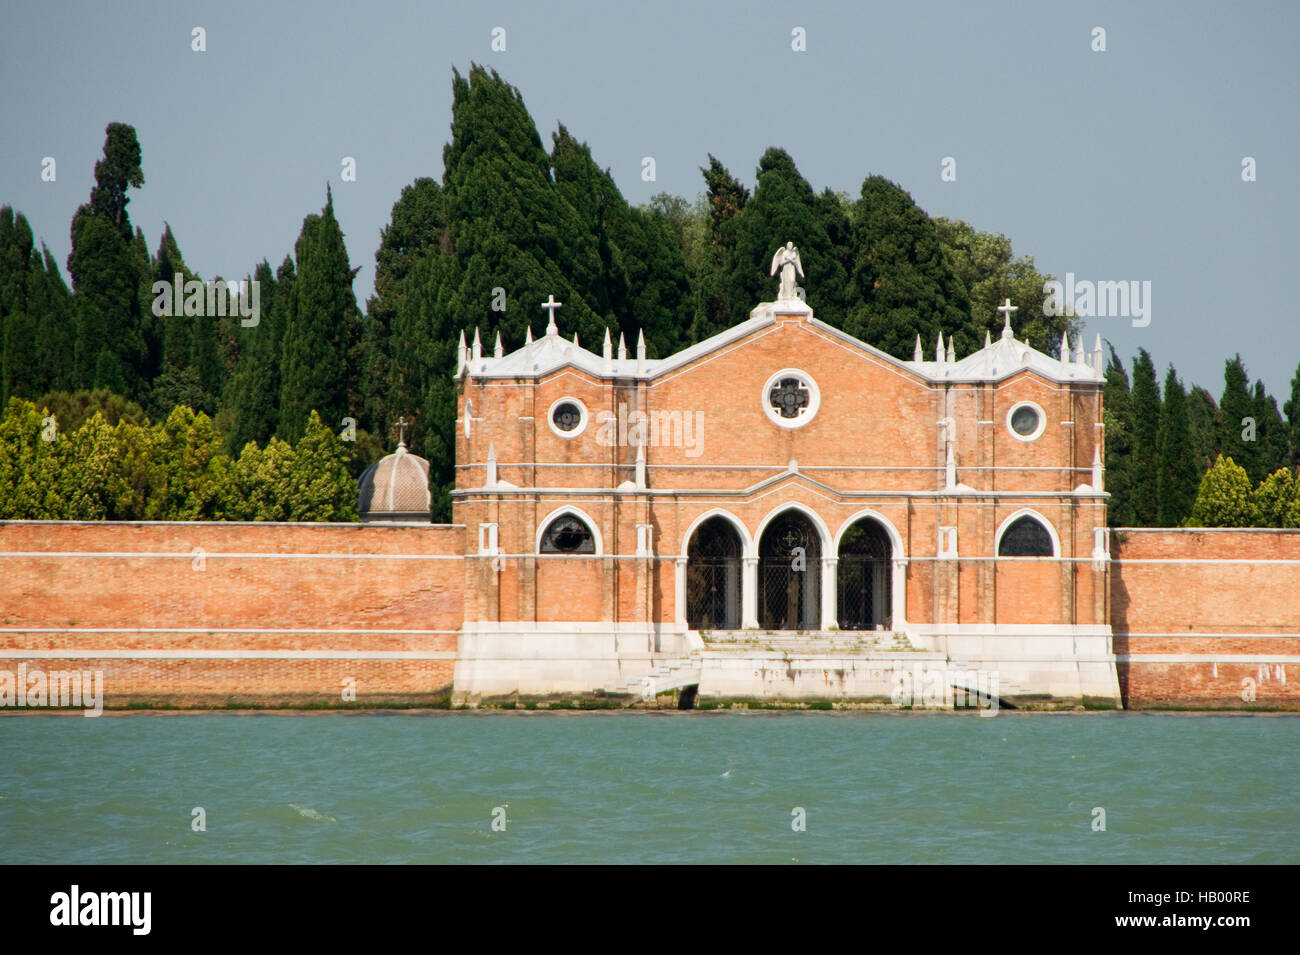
[457, 290, 1104, 386]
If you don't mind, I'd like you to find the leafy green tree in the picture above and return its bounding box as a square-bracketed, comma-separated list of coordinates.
[1252, 467, 1298, 528]
[1156, 366, 1199, 526]
[278, 188, 359, 444]
[934, 217, 1077, 356]
[844, 176, 970, 359]
[0, 398, 66, 517]
[227, 436, 296, 521]
[1102, 346, 1135, 526]
[285, 410, 357, 521]
[154, 405, 230, 519]
[1128, 349, 1161, 525]
[34, 388, 146, 432]
[1188, 454, 1255, 527]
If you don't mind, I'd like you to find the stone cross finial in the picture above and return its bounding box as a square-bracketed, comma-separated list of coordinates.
[397, 416, 408, 447]
[541, 294, 562, 335]
[997, 298, 1018, 339]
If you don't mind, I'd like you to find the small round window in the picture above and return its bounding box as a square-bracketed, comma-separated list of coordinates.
[1006, 402, 1045, 442]
[761, 369, 820, 429]
[547, 397, 588, 438]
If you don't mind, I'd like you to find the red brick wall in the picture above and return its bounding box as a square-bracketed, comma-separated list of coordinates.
[1112, 529, 1300, 709]
[0, 521, 465, 706]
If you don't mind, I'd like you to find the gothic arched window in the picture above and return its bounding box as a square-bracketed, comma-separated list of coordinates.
[998, 515, 1054, 557]
[539, 514, 596, 554]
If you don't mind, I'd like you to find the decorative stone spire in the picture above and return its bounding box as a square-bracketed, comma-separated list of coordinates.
[1093, 334, 1104, 377]
[636, 329, 646, 374]
[997, 298, 1017, 339]
[946, 337, 956, 364]
[472, 327, 482, 361]
[572, 332, 580, 348]
[493, 330, 503, 359]
[935, 331, 945, 365]
[457, 329, 467, 375]
[1092, 445, 1103, 491]
[602, 328, 612, 374]
[485, 442, 497, 488]
[1060, 330, 1071, 373]
[913, 334, 923, 362]
[541, 294, 562, 336]
[523, 326, 534, 367]
[1075, 335, 1085, 365]
[984, 329, 991, 349]
[617, 332, 627, 362]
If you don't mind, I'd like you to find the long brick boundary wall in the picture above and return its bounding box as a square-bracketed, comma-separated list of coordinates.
[1111, 528, 1300, 710]
[0, 522, 466, 707]
[4, 521, 1298, 710]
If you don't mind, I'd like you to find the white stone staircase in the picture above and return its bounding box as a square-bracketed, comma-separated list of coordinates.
[626, 651, 703, 701]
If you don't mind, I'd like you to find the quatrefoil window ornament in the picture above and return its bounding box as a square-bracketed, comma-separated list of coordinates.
[770, 378, 810, 418]
[761, 369, 820, 429]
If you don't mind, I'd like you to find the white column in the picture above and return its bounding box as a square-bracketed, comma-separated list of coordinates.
[820, 557, 839, 631]
[674, 557, 688, 629]
[742, 557, 759, 629]
[892, 558, 909, 628]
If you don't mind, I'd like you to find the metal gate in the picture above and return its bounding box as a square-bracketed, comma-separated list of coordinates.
[837, 520, 892, 630]
[686, 517, 741, 630]
[758, 511, 821, 630]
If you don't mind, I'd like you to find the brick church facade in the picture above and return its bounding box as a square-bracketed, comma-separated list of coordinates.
[1, 246, 1296, 709]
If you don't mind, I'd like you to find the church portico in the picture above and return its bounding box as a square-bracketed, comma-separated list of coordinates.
[450, 247, 1124, 705]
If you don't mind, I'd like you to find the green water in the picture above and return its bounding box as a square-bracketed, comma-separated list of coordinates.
[1, 711, 1295, 864]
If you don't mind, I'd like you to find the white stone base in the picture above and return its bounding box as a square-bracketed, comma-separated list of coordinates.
[452, 622, 1123, 707]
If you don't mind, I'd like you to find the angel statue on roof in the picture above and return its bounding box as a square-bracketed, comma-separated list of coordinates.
[770, 241, 804, 301]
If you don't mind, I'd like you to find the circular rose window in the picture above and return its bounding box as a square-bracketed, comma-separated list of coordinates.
[547, 397, 588, 438]
[1006, 401, 1046, 441]
[761, 369, 820, 429]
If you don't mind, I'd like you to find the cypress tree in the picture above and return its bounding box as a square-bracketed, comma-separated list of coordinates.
[1102, 346, 1135, 527]
[278, 187, 359, 444]
[1219, 355, 1257, 482]
[1186, 385, 1221, 476]
[551, 124, 690, 357]
[1251, 379, 1288, 481]
[1284, 361, 1300, 467]
[845, 176, 970, 359]
[690, 155, 749, 341]
[1129, 349, 1161, 525]
[1156, 366, 1198, 526]
[67, 123, 148, 399]
[719, 147, 849, 329]
[223, 259, 283, 454]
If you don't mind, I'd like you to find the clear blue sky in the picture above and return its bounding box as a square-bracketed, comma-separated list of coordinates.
[2, 0, 1296, 399]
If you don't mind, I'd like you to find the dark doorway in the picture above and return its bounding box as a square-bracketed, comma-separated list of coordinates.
[686, 516, 742, 630]
[837, 518, 893, 630]
[758, 510, 821, 630]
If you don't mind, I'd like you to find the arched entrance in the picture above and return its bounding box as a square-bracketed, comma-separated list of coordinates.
[758, 510, 821, 630]
[837, 518, 893, 630]
[685, 516, 742, 629]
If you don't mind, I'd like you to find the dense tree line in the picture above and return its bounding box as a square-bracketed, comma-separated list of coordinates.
[0, 397, 354, 521]
[1, 66, 1297, 525]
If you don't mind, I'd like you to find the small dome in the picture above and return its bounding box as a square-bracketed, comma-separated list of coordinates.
[358, 442, 432, 522]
